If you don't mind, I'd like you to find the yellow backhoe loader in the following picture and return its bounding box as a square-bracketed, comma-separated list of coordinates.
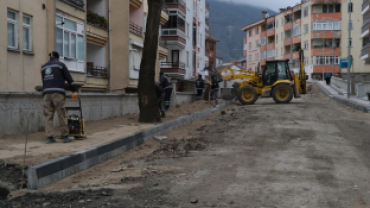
[217, 49, 308, 105]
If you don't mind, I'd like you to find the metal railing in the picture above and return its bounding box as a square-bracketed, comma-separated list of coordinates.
[363, 19, 370, 35]
[313, 45, 339, 48]
[363, 0, 369, 12]
[129, 22, 143, 37]
[159, 38, 167, 48]
[162, 4, 169, 14]
[160, 62, 186, 69]
[164, 0, 186, 8]
[161, 29, 186, 39]
[60, 0, 84, 8]
[362, 44, 370, 58]
[87, 66, 109, 78]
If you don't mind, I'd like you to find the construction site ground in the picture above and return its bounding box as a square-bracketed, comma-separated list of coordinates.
[0, 99, 223, 166]
[2, 84, 370, 208]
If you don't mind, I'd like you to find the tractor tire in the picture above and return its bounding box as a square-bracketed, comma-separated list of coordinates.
[272, 84, 294, 104]
[237, 85, 258, 105]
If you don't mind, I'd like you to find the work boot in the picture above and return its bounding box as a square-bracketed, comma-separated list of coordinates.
[62, 136, 75, 143]
[46, 137, 57, 144]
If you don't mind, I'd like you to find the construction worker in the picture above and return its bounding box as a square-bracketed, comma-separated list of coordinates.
[195, 74, 205, 100]
[210, 75, 221, 107]
[325, 73, 332, 85]
[160, 72, 173, 110]
[41, 51, 77, 144]
[155, 82, 166, 118]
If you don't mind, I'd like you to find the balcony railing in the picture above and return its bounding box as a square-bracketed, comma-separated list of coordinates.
[60, 0, 84, 9]
[363, 0, 369, 13]
[87, 66, 109, 78]
[162, 4, 169, 13]
[161, 28, 186, 39]
[159, 38, 167, 48]
[362, 44, 370, 58]
[130, 22, 143, 37]
[87, 10, 109, 30]
[160, 62, 186, 69]
[363, 19, 370, 35]
[164, 0, 186, 8]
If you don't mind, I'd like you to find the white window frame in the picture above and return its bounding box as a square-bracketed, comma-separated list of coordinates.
[304, 41, 309, 50]
[312, 21, 341, 31]
[23, 15, 32, 51]
[56, 14, 84, 60]
[312, 56, 340, 65]
[304, 6, 309, 17]
[304, 24, 309, 34]
[293, 26, 301, 36]
[260, 38, 267, 46]
[7, 10, 18, 49]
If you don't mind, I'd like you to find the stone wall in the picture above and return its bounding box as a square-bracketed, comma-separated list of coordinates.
[0, 92, 139, 136]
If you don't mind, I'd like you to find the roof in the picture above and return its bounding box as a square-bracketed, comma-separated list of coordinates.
[216, 64, 243, 71]
[241, 19, 266, 31]
[206, 37, 220, 42]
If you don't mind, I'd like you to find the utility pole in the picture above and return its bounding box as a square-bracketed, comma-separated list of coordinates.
[347, 0, 352, 99]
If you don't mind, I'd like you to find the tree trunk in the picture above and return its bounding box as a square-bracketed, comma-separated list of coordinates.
[138, 0, 163, 122]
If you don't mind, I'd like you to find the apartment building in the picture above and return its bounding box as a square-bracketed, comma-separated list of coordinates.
[205, 37, 219, 69]
[242, 0, 351, 81]
[1, 0, 169, 93]
[160, 0, 215, 92]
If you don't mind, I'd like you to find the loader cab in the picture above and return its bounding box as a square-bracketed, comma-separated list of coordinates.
[263, 61, 292, 86]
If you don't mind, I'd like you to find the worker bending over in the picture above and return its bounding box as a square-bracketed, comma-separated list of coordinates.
[160, 72, 173, 110]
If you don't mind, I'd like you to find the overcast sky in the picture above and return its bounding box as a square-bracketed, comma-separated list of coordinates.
[224, 0, 301, 12]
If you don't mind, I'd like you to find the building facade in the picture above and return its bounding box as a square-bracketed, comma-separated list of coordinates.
[362, 0, 370, 64]
[242, 0, 369, 82]
[1, 0, 169, 93]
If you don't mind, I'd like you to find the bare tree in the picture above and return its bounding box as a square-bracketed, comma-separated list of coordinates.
[138, 0, 163, 122]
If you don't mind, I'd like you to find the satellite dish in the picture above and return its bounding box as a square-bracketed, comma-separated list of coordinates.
[265, 13, 270, 18]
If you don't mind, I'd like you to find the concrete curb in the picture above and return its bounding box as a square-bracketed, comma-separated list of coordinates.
[27, 101, 234, 190]
[315, 82, 370, 113]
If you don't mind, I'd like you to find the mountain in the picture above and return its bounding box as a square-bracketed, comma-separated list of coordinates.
[208, 0, 275, 63]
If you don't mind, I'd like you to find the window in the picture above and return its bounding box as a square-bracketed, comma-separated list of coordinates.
[22, 15, 32, 51]
[186, 51, 189, 66]
[261, 51, 267, 59]
[249, 42, 252, 49]
[56, 15, 85, 63]
[186, 23, 190, 38]
[293, 26, 301, 36]
[304, 41, 309, 50]
[312, 21, 341, 31]
[304, 6, 309, 17]
[304, 24, 309, 34]
[256, 27, 259, 35]
[7, 10, 18, 49]
[348, 2, 353, 13]
[249, 30, 252, 37]
[267, 49, 275, 58]
[281, 18, 284, 26]
[329, 5, 334, 13]
[336, 5, 341, 12]
[312, 56, 340, 65]
[261, 38, 267, 45]
[256, 40, 259, 48]
[304, 57, 308, 66]
[323, 5, 328, 13]
[267, 21, 275, 30]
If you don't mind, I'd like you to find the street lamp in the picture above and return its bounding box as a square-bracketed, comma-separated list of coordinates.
[347, 0, 352, 99]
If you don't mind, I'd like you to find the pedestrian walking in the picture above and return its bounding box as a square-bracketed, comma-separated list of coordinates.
[155, 82, 166, 118]
[195, 75, 205, 100]
[42, 51, 77, 144]
[160, 72, 173, 110]
[325, 73, 332, 85]
[210, 75, 221, 107]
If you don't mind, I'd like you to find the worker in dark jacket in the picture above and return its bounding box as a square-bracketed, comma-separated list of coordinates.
[155, 82, 166, 118]
[196, 75, 205, 100]
[325, 73, 332, 85]
[42, 51, 77, 144]
[210, 75, 221, 106]
[160, 72, 173, 110]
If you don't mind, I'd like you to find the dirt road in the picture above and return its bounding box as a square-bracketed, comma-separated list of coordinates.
[2, 84, 370, 208]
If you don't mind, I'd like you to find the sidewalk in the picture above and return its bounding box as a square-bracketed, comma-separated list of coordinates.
[0, 99, 225, 167]
[315, 81, 370, 113]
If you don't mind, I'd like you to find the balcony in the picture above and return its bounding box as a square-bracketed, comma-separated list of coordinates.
[164, 0, 186, 14]
[284, 22, 292, 31]
[159, 38, 168, 59]
[161, 4, 170, 25]
[87, 65, 109, 78]
[312, 31, 342, 39]
[130, 0, 143, 8]
[161, 28, 186, 49]
[129, 22, 143, 37]
[267, 43, 275, 50]
[87, 10, 108, 31]
[311, 13, 341, 22]
[60, 0, 84, 9]
[361, 44, 370, 61]
[364, 0, 369, 14]
[284, 37, 293, 46]
[267, 28, 275, 37]
[160, 62, 186, 78]
[283, 53, 291, 60]
[86, 24, 109, 46]
[260, 31, 267, 38]
[313, 65, 340, 74]
[311, 0, 341, 5]
[312, 47, 341, 56]
[362, 19, 370, 38]
[294, 36, 301, 44]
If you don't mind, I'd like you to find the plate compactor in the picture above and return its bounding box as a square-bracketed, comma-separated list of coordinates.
[66, 98, 85, 139]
